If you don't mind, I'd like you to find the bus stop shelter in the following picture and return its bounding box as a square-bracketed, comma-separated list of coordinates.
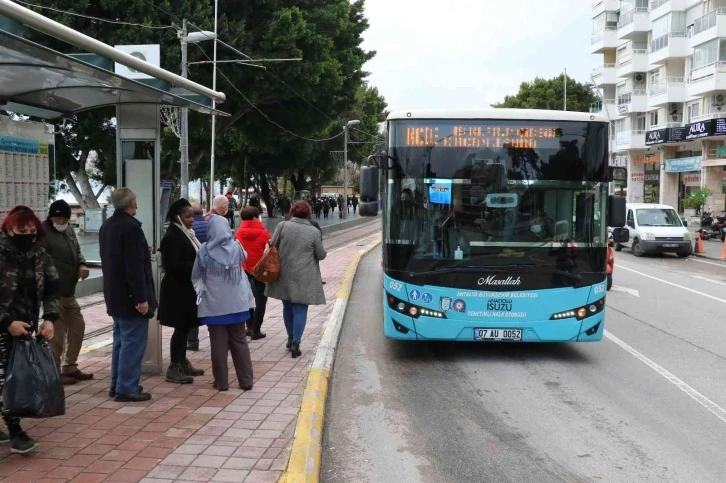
[0, 1, 228, 375]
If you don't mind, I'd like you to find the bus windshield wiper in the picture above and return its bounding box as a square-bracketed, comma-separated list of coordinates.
[409, 264, 534, 278]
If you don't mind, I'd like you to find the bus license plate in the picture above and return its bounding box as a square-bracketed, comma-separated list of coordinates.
[474, 329, 522, 341]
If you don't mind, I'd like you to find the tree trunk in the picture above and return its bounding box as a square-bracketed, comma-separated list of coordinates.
[259, 172, 272, 216]
[242, 155, 249, 208]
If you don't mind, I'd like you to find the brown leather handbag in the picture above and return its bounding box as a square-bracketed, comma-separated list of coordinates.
[253, 223, 283, 283]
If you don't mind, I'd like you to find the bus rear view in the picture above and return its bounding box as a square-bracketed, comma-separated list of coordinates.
[380, 109, 627, 343]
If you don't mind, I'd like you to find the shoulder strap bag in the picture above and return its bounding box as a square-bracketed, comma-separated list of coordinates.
[253, 223, 283, 283]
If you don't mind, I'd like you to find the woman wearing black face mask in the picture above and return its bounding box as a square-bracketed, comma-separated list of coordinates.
[0, 205, 60, 454]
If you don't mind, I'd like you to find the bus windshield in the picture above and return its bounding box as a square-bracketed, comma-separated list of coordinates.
[384, 119, 609, 279]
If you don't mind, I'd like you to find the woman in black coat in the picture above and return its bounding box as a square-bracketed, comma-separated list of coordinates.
[158, 199, 205, 384]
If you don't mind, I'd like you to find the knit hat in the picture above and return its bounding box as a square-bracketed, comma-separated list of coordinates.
[49, 199, 72, 219]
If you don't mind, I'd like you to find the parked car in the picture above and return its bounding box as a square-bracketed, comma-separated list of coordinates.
[615, 203, 692, 258]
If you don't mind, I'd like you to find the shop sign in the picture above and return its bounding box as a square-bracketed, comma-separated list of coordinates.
[631, 172, 644, 183]
[610, 155, 627, 168]
[644, 171, 660, 183]
[644, 127, 686, 145]
[683, 173, 701, 186]
[633, 152, 662, 164]
[618, 104, 629, 114]
[664, 156, 702, 173]
[682, 118, 726, 141]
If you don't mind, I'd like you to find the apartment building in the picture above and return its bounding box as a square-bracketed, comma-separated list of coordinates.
[591, 0, 726, 212]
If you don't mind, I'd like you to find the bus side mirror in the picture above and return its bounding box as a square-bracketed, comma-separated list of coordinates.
[359, 165, 379, 217]
[611, 227, 629, 243]
[607, 195, 626, 228]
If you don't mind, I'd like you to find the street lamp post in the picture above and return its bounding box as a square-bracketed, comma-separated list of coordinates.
[179, 23, 217, 200]
[343, 119, 361, 219]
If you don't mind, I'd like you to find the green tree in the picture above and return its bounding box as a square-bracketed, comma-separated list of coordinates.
[492, 75, 597, 113]
[19, 0, 383, 210]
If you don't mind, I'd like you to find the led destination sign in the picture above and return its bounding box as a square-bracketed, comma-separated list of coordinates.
[404, 125, 562, 149]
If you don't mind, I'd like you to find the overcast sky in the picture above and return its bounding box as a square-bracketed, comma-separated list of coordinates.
[361, 0, 594, 112]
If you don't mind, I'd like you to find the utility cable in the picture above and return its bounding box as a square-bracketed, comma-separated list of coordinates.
[15, 0, 175, 29]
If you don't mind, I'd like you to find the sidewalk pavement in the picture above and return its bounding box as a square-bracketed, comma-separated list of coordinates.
[0, 233, 381, 483]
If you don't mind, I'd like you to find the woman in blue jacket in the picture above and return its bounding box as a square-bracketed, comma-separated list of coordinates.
[192, 215, 255, 391]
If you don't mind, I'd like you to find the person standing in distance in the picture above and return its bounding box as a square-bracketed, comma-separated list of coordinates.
[41, 200, 93, 386]
[100, 188, 156, 402]
[225, 189, 238, 229]
[191, 202, 208, 244]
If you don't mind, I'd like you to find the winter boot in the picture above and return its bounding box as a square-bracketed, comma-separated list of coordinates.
[166, 364, 193, 384]
[181, 359, 204, 377]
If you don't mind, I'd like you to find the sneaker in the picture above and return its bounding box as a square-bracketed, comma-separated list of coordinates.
[114, 392, 152, 402]
[10, 432, 38, 454]
[165, 364, 193, 384]
[181, 359, 204, 377]
[0, 431, 9, 444]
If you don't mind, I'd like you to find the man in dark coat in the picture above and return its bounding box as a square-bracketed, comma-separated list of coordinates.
[41, 200, 93, 386]
[99, 188, 156, 402]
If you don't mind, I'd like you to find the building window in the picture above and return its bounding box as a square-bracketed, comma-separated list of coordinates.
[649, 111, 659, 127]
[687, 102, 700, 122]
[636, 115, 646, 131]
[616, 119, 626, 133]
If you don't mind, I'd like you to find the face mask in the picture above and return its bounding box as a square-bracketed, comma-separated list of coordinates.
[10, 233, 37, 252]
[53, 223, 69, 233]
[531, 225, 542, 234]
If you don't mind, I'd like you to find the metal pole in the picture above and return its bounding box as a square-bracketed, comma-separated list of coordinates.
[180, 19, 189, 199]
[564, 68, 567, 111]
[343, 125, 348, 219]
[209, 0, 219, 208]
[0, 0, 225, 104]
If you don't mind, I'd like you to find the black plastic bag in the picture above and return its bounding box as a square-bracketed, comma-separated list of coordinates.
[2, 336, 65, 418]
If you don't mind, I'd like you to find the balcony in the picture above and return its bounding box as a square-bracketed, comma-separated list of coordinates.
[617, 89, 648, 116]
[616, 49, 650, 78]
[690, 113, 726, 124]
[593, 0, 620, 18]
[649, 33, 690, 64]
[613, 130, 647, 151]
[649, 0, 690, 22]
[648, 77, 687, 107]
[592, 64, 617, 86]
[690, 9, 726, 48]
[590, 99, 618, 119]
[687, 62, 726, 97]
[618, 8, 650, 40]
[591, 27, 619, 53]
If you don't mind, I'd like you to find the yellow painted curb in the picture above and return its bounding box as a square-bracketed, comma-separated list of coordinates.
[279, 238, 381, 483]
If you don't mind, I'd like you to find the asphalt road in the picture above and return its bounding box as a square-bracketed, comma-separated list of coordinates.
[321, 247, 726, 483]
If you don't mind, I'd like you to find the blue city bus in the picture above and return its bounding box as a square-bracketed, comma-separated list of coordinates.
[371, 109, 627, 342]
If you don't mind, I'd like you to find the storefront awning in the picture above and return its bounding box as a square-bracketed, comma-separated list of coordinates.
[0, 30, 229, 119]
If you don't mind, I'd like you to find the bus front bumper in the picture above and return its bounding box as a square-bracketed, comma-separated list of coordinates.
[383, 305, 605, 343]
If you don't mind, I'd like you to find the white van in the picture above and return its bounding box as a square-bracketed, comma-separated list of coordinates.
[615, 203, 692, 257]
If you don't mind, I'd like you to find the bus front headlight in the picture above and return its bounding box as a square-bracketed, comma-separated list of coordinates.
[550, 298, 605, 321]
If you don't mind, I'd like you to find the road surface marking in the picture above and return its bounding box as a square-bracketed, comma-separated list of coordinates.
[617, 264, 726, 304]
[605, 331, 726, 425]
[691, 258, 726, 268]
[610, 285, 640, 297]
[691, 275, 726, 286]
